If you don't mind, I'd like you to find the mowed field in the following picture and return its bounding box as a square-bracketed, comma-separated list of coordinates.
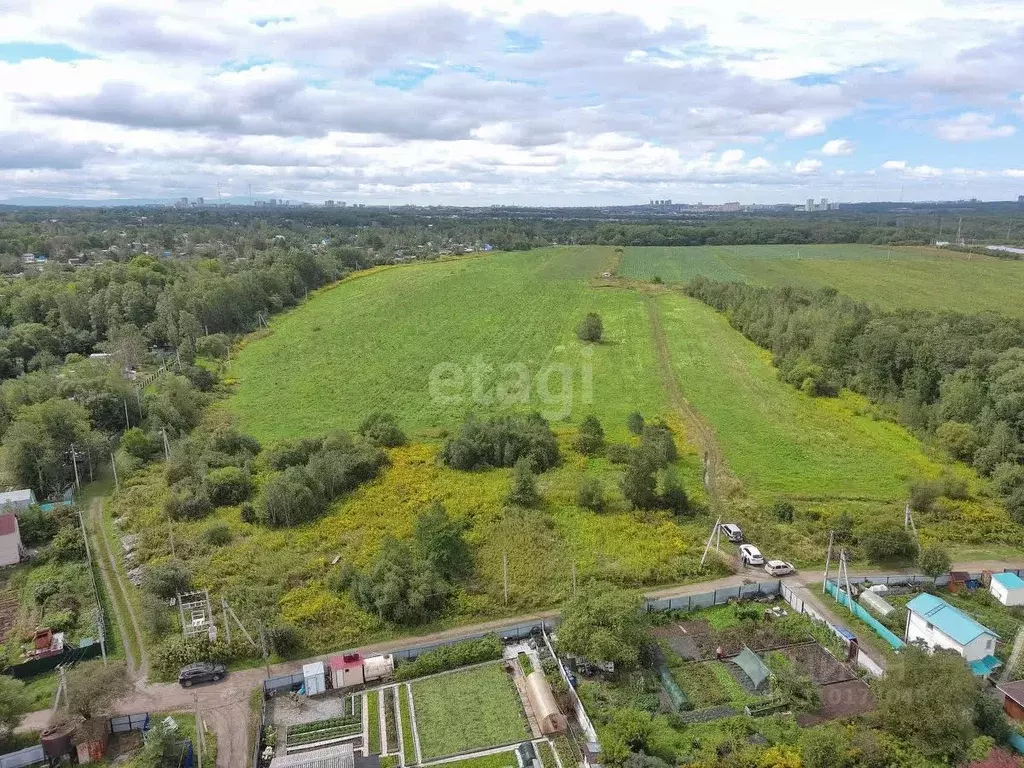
[622, 244, 1024, 315]
[230, 247, 665, 442]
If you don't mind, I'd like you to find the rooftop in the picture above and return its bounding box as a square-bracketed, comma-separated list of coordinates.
[907, 593, 998, 646]
[998, 680, 1024, 705]
[992, 572, 1024, 590]
[0, 489, 34, 505]
[269, 743, 354, 768]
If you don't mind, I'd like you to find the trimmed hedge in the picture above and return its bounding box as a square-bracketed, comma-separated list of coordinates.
[394, 634, 504, 681]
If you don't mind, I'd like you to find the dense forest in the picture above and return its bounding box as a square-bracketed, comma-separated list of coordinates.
[684, 277, 1024, 518]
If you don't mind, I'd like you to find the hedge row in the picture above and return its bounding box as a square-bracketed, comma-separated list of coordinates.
[393, 634, 503, 681]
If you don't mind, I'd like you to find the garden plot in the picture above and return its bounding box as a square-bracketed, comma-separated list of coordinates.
[410, 663, 530, 760]
[653, 617, 798, 661]
[772, 641, 856, 686]
[266, 692, 364, 755]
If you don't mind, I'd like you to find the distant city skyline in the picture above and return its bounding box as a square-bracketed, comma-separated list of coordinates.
[2, 0, 1024, 204]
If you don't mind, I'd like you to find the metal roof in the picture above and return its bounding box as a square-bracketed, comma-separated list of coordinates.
[907, 593, 998, 646]
[997, 679, 1024, 705]
[0, 489, 33, 505]
[270, 744, 354, 768]
[970, 655, 1003, 677]
[992, 572, 1024, 590]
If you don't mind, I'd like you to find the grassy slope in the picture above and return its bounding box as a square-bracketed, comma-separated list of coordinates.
[230, 248, 665, 442]
[411, 664, 529, 759]
[622, 245, 1024, 315]
[656, 291, 939, 501]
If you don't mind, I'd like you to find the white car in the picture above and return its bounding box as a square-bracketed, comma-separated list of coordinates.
[739, 544, 764, 566]
[764, 560, 795, 577]
[721, 523, 743, 542]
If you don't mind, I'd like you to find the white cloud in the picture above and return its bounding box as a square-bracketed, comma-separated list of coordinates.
[934, 112, 1016, 142]
[821, 138, 854, 156]
[882, 160, 907, 170]
[794, 158, 822, 174]
[786, 118, 827, 138]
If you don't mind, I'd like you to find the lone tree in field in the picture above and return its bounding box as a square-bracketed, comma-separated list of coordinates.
[574, 415, 605, 456]
[559, 582, 648, 669]
[577, 477, 605, 512]
[576, 313, 603, 343]
[65, 661, 130, 721]
[506, 458, 540, 507]
[626, 411, 645, 436]
[917, 544, 951, 578]
[621, 452, 658, 510]
[660, 468, 689, 516]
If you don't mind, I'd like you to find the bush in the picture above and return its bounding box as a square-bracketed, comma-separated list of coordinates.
[264, 438, 323, 471]
[258, 466, 326, 527]
[621, 452, 658, 510]
[17, 505, 59, 547]
[357, 412, 406, 448]
[165, 483, 214, 520]
[576, 313, 603, 342]
[352, 537, 450, 625]
[122, 427, 159, 462]
[940, 474, 969, 500]
[394, 635, 503, 680]
[660, 469, 689, 516]
[440, 413, 559, 472]
[203, 522, 234, 546]
[909, 478, 942, 512]
[577, 477, 605, 512]
[936, 421, 980, 461]
[992, 463, 1024, 495]
[153, 636, 247, 679]
[506, 458, 540, 507]
[265, 624, 301, 656]
[1006, 486, 1024, 525]
[639, 424, 676, 467]
[626, 412, 645, 436]
[917, 544, 951, 577]
[574, 416, 605, 456]
[140, 592, 174, 636]
[862, 526, 917, 563]
[142, 559, 192, 599]
[774, 500, 796, 523]
[48, 525, 85, 562]
[606, 443, 633, 464]
[206, 466, 253, 507]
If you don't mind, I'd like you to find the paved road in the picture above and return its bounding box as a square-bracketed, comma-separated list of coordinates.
[19, 558, 1024, 767]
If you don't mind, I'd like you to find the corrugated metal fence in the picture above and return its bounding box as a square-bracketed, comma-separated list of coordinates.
[644, 581, 781, 613]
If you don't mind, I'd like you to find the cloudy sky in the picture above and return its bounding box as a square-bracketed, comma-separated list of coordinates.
[3, 0, 1024, 205]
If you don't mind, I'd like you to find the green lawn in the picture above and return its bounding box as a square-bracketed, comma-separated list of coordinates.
[622, 244, 1024, 316]
[411, 663, 530, 759]
[367, 690, 381, 755]
[655, 292, 940, 501]
[230, 248, 666, 443]
[428, 751, 520, 768]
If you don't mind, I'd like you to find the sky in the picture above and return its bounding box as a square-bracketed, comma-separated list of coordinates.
[2, 0, 1024, 205]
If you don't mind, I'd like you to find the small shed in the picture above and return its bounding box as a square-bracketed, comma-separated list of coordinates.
[729, 646, 772, 692]
[525, 671, 566, 735]
[0, 489, 36, 513]
[997, 680, 1024, 721]
[329, 654, 364, 689]
[362, 654, 394, 683]
[0, 513, 23, 567]
[948, 571, 971, 593]
[303, 661, 326, 696]
[990, 573, 1024, 607]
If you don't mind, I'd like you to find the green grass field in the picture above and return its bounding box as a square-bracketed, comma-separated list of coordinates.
[622, 244, 1024, 315]
[655, 291, 940, 501]
[411, 663, 530, 759]
[229, 248, 665, 443]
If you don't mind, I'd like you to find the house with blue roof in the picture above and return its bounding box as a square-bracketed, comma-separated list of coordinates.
[905, 593, 1001, 676]
[991, 572, 1024, 607]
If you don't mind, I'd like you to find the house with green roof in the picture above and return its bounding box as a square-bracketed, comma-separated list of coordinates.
[905, 593, 1001, 677]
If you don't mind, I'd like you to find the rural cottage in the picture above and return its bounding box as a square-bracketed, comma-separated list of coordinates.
[0, 513, 24, 566]
[905, 593, 1001, 675]
[0, 489, 36, 514]
[990, 572, 1024, 607]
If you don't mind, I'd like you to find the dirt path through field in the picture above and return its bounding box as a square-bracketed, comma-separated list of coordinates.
[643, 292, 740, 512]
[90, 498, 149, 681]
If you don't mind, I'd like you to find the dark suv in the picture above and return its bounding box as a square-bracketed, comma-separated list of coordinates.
[178, 662, 227, 688]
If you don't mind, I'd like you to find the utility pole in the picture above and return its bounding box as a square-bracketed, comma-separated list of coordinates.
[571, 562, 577, 597]
[222, 598, 232, 645]
[69, 444, 82, 491]
[193, 692, 204, 768]
[123, 398, 131, 430]
[110, 453, 120, 492]
[159, 429, 176, 557]
[258, 622, 271, 678]
[823, 531, 834, 594]
[502, 551, 509, 607]
[77, 510, 106, 663]
[700, 516, 722, 568]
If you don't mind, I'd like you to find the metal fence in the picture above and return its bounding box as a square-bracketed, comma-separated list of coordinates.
[0, 746, 45, 768]
[110, 713, 150, 734]
[3, 640, 103, 678]
[645, 580, 781, 613]
[251, 693, 267, 768]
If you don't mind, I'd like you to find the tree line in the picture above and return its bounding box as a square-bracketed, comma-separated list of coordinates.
[685, 277, 1024, 519]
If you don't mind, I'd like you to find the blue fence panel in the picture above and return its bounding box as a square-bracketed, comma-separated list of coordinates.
[825, 580, 906, 650]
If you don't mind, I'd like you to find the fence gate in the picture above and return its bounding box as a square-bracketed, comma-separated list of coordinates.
[109, 713, 151, 734]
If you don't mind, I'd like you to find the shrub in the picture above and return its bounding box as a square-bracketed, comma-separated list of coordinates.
[153, 636, 247, 679]
[440, 413, 559, 472]
[577, 477, 605, 512]
[576, 312, 603, 342]
[358, 412, 407, 447]
[621, 452, 658, 510]
[506, 458, 540, 507]
[394, 635, 503, 680]
[774, 499, 796, 523]
[18, 506, 58, 547]
[1006, 486, 1024, 525]
[626, 412, 645, 436]
[352, 537, 450, 625]
[940, 474, 969, 500]
[639, 424, 677, 467]
[48, 525, 86, 563]
[203, 522, 234, 546]
[935, 421, 981, 461]
[606, 443, 633, 464]
[862, 526, 917, 563]
[992, 463, 1024, 495]
[574, 415, 605, 456]
[909, 478, 942, 512]
[140, 592, 174, 636]
[264, 438, 323, 471]
[660, 469, 689, 516]
[121, 427, 159, 462]
[265, 624, 301, 656]
[917, 545, 951, 577]
[165, 483, 214, 520]
[206, 466, 253, 507]
[142, 559, 192, 599]
[259, 466, 326, 527]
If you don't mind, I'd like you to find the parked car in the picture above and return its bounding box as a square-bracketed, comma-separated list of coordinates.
[764, 560, 796, 577]
[721, 523, 744, 542]
[178, 662, 227, 688]
[739, 544, 764, 566]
